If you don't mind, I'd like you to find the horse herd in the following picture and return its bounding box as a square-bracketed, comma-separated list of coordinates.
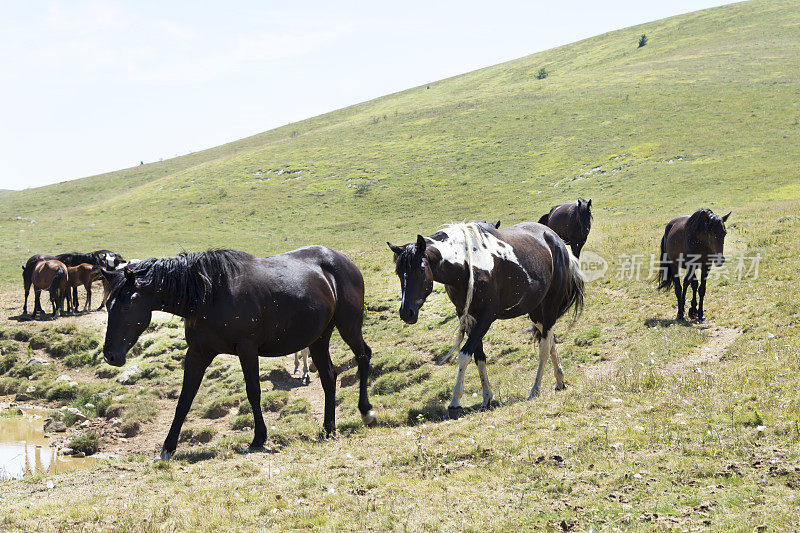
[18, 201, 730, 459]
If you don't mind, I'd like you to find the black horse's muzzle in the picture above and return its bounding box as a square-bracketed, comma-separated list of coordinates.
[399, 306, 419, 324]
[103, 346, 127, 367]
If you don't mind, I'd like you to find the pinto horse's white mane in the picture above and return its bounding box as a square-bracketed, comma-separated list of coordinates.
[433, 222, 526, 365]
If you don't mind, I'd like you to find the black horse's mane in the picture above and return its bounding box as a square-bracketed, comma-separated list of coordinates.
[111, 249, 254, 313]
[687, 208, 722, 233]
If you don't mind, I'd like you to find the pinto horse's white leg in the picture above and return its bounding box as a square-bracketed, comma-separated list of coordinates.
[293, 351, 301, 375]
[301, 347, 310, 384]
[476, 359, 493, 408]
[528, 329, 553, 399]
[448, 351, 472, 409]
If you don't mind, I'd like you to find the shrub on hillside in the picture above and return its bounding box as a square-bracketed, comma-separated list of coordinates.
[536, 67, 548, 79]
[638, 33, 648, 48]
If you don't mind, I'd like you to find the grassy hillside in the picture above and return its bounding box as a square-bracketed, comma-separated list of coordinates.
[2, 0, 800, 530]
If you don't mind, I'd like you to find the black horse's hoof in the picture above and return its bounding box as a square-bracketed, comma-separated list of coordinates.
[688, 308, 697, 319]
[697, 316, 706, 324]
[248, 444, 265, 453]
[676, 314, 686, 323]
[448, 406, 463, 420]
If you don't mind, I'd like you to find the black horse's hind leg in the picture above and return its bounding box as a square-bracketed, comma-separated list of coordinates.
[237, 340, 267, 450]
[697, 266, 710, 323]
[160, 348, 213, 459]
[686, 269, 699, 319]
[336, 320, 375, 426]
[33, 289, 44, 318]
[309, 326, 337, 436]
[673, 270, 686, 321]
[23, 279, 31, 315]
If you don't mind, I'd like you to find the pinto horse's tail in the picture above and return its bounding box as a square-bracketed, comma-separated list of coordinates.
[559, 248, 585, 321]
[656, 223, 675, 292]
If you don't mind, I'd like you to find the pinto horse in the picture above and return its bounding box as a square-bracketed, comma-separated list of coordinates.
[388, 221, 584, 418]
[101, 248, 375, 460]
[64, 264, 103, 313]
[31, 259, 68, 318]
[656, 209, 730, 322]
[538, 199, 592, 257]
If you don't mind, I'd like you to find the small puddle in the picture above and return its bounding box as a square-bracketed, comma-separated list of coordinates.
[0, 408, 96, 480]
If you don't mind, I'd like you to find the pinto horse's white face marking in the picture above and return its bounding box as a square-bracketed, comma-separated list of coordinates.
[104, 253, 117, 269]
[432, 223, 529, 279]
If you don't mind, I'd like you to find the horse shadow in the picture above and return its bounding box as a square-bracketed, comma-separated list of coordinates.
[8, 313, 57, 323]
[644, 317, 692, 328]
[263, 367, 313, 392]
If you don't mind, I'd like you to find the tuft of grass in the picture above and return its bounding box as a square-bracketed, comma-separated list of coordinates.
[68, 432, 99, 456]
[261, 390, 289, 412]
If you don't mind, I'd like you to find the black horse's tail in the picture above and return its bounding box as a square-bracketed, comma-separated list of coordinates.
[538, 212, 550, 225]
[656, 223, 675, 292]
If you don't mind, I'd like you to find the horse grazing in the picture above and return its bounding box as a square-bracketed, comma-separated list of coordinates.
[64, 264, 103, 313]
[656, 209, 730, 322]
[31, 260, 68, 318]
[538, 199, 592, 257]
[101, 248, 375, 460]
[388, 221, 584, 418]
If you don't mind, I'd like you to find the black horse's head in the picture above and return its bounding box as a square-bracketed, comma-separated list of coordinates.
[387, 235, 433, 324]
[578, 198, 592, 234]
[101, 267, 153, 366]
[689, 209, 730, 266]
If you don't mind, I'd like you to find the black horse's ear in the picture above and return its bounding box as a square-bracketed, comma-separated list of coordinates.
[587, 199, 592, 207]
[494, 220, 501, 229]
[722, 211, 731, 222]
[415, 235, 427, 253]
[387, 242, 404, 255]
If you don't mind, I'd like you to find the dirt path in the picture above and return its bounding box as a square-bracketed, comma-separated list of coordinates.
[581, 288, 741, 382]
[662, 325, 741, 374]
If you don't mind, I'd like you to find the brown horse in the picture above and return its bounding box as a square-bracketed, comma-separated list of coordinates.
[538, 199, 592, 257]
[656, 209, 730, 322]
[31, 260, 68, 318]
[388, 221, 584, 418]
[101, 248, 375, 460]
[65, 264, 103, 313]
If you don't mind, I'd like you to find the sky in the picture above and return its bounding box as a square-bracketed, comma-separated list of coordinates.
[0, 1, 737, 191]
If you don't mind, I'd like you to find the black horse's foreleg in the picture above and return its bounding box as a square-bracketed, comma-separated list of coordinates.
[236, 341, 267, 450]
[682, 267, 695, 320]
[160, 348, 212, 460]
[33, 289, 43, 318]
[697, 266, 710, 323]
[687, 270, 699, 319]
[448, 313, 493, 416]
[356, 342, 376, 426]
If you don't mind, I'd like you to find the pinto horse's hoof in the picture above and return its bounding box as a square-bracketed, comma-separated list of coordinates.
[155, 448, 173, 462]
[361, 410, 377, 427]
[697, 316, 706, 324]
[447, 406, 463, 420]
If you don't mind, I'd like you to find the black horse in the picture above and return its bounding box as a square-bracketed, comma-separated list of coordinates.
[538, 199, 592, 257]
[57, 250, 126, 311]
[656, 209, 730, 322]
[101, 247, 375, 460]
[21, 250, 125, 315]
[388, 221, 584, 418]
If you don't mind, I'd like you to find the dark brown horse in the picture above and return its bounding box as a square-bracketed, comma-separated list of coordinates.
[31, 259, 68, 318]
[22, 254, 54, 315]
[388, 221, 584, 418]
[656, 209, 730, 322]
[101, 248, 375, 460]
[538, 199, 592, 257]
[64, 264, 103, 313]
